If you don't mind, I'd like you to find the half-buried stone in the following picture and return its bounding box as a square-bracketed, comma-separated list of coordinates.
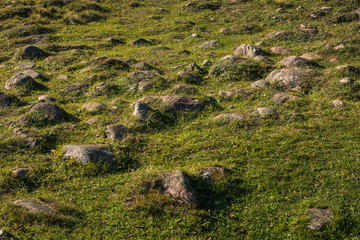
[271, 93, 298, 103]
[171, 84, 197, 95]
[255, 107, 278, 118]
[30, 103, 68, 122]
[265, 68, 316, 91]
[161, 170, 198, 206]
[81, 103, 106, 113]
[340, 77, 355, 85]
[234, 44, 263, 57]
[22, 70, 45, 80]
[0, 230, 20, 240]
[14, 62, 36, 71]
[38, 95, 56, 102]
[106, 124, 128, 142]
[133, 102, 150, 119]
[279, 56, 319, 68]
[62, 83, 88, 95]
[0, 92, 14, 107]
[251, 80, 269, 89]
[5, 73, 35, 90]
[213, 113, 247, 123]
[218, 89, 246, 98]
[14, 199, 57, 215]
[15, 45, 49, 60]
[307, 208, 333, 230]
[62, 144, 116, 165]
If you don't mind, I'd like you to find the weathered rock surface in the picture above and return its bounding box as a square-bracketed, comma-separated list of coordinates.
[0, 92, 14, 107]
[0, 230, 20, 240]
[265, 68, 316, 91]
[308, 208, 333, 230]
[279, 56, 318, 68]
[62, 144, 116, 164]
[133, 62, 154, 70]
[251, 80, 269, 89]
[133, 102, 150, 119]
[340, 77, 354, 85]
[161, 170, 198, 205]
[14, 62, 36, 70]
[271, 93, 298, 103]
[198, 40, 219, 49]
[213, 113, 247, 122]
[13, 128, 39, 149]
[177, 70, 201, 83]
[106, 124, 128, 142]
[14, 199, 56, 215]
[255, 107, 278, 117]
[81, 103, 106, 112]
[98, 58, 130, 71]
[219, 89, 246, 98]
[332, 100, 344, 108]
[16, 45, 49, 59]
[22, 70, 44, 80]
[30, 103, 67, 122]
[38, 95, 56, 102]
[62, 83, 88, 94]
[270, 47, 293, 54]
[171, 84, 197, 95]
[134, 95, 204, 112]
[234, 44, 263, 57]
[12, 168, 31, 178]
[5, 73, 35, 90]
[200, 166, 227, 180]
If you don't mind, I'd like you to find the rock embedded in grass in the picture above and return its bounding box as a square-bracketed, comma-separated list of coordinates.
[22, 70, 45, 80]
[218, 89, 246, 98]
[177, 70, 201, 84]
[265, 68, 316, 91]
[332, 100, 344, 108]
[198, 40, 219, 49]
[62, 83, 88, 95]
[0, 230, 20, 240]
[38, 95, 56, 102]
[138, 80, 155, 92]
[12, 168, 30, 178]
[134, 95, 204, 112]
[106, 124, 128, 142]
[279, 56, 319, 68]
[270, 46, 293, 54]
[0, 92, 14, 107]
[251, 80, 269, 89]
[14, 62, 36, 70]
[15, 45, 49, 59]
[5, 73, 35, 90]
[131, 38, 151, 45]
[13, 128, 39, 149]
[213, 113, 247, 123]
[271, 93, 298, 103]
[161, 170, 198, 205]
[81, 103, 106, 112]
[234, 44, 263, 57]
[14, 199, 57, 215]
[307, 208, 333, 230]
[340, 77, 355, 85]
[133, 102, 150, 119]
[63, 144, 116, 165]
[255, 107, 278, 118]
[30, 103, 67, 122]
[171, 84, 197, 95]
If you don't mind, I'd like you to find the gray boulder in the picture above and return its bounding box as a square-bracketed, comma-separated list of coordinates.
[22, 70, 45, 80]
[0, 230, 20, 240]
[5, 73, 35, 90]
[279, 56, 318, 68]
[133, 102, 150, 119]
[234, 44, 263, 57]
[265, 68, 316, 91]
[271, 93, 298, 103]
[106, 124, 128, 142]
[255, 107, 278, 117]
[30, 103, 67, 122]
[14, 199, 56, 215]
[63, 144, 116, 165]
[161, 170, 198, 205]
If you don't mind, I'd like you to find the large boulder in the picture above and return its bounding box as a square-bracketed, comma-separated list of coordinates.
[62, 144, 116, 164]
[30, 103, 67, 122]
[14, 199, 56, 215]
[265, 68, 316, 91]
[5, 73, 35, 90]
[234, 44, 263, 57]
[161, 170, 198, 205]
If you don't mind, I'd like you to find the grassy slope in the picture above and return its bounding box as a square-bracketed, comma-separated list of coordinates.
[1, 0, 360, 239]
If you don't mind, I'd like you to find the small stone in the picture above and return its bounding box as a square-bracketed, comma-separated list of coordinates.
[133, 62, 154, 70]
[321, 6, 332, 11]
[85, 118, 98, 125]
[300, 53, 322, 60]
[202, 59, 212, 67]
[332, 100, 344, 108]
[186, 63, 204, 74]
[234, 44, 263, 57]
[198, 40, 219, 49]
[171, 84, 197, 95]
[330, 58, 338, 63]
[191, 33, 199, 38]
[5, 73, 34, 90]
[220, 28, 235, 33]
[38, 95, 56, 102]
[16, 45, 49, 59]
[333, 44, 347, 50]
[340, 77, 355, 85]
[0, 230, 20, 240]
[138, 80, 155, 92]
[253, 56, 269, 61]
[177, 70, 201, 84]
[14, 199, 56, 215]
[130, 70, 158, 81]
[251, 80, 269, 89]
[30, 103, 67, 122]
[219, 89, 246, 98]
[12, 168, 30, 178]
[213, 113, 247, 123]
[81, 103, 106, 112]
[14, 62, 36, 70]
[201, 166, 227, 180]
[308, 208, 333, 230]
[133, 102, 150, 119]
[271, 93, 298, 103]
[22, 70, 44, 80]
[106, 124, 128, 142]
[62, 83, 88, 94]
[335, 65, 358, 72]
[270, 47, 293, 54]
[57, 75, 68, 80]
[132, 38, 151, 45]
[62, 144, 116, 165]
[255, 107, 278, 117]
[13, 128, 39, 149]
[279, 56, 318, 68]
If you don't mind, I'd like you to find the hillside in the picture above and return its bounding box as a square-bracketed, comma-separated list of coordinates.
[1, 0, 360, 239]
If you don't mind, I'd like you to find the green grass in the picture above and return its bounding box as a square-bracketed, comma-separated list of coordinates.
[1, 0, 360, 239]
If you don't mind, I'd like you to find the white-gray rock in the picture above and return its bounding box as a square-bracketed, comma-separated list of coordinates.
[38, 95, 56, 102]
[14, 199, 56, 215]
[265, 68, 315, 91]
[234, 44, 263, 57]
[251, 80, 269, 89]
[63, 144, 116, 164]
[332, 100, 344, 108]
[255, 107, 278, 117]
[5, 73, 34, 90]
[340, 77, 355, 85]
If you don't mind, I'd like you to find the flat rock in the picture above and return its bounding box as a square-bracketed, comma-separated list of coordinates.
[340, 77, 355, 85]
[38, 95, 56, 102]
[270, 47, 293, 54]
[81, 103, 106, 112]
[0, 92, 14, 107]
[134, 95, 204, 112]
[133, 62, 154, 70]
[62, 83, 88, 94]
[5, 73, 35, 90]
[335, 65, 358, 72]
[30, 103, 67, 122]
[171, 84, 197, 94]
[106, 124, 128, 142]
[0, 230, 20, 240]
[332, 100, 344, 108]
[300, 53, 322, 60]
[98, 58, 130, 71]
[219, 89, 246, 98]
[198, 40, 219, 49]
[57, 75, 68, 80]
[200, 166, 227, 180]
[16, 45, 49, 59]
[63, 144, 115, 164]
[132, 38, 151, 45]
[133, 102, 150, 119]
[251, 80, 269, 89]
[22, 70, 44, 80]
[308, 208, 333, 230]
[279, 56, 318, 68]
[213, 113, 247, 123]
[12, 168, 30, 178]
[255, 107, 278, 117]
[161, 170, 198, 205]
[130, 70, 158, 81]
[14, 199, 56, 215]
[271, 93, 298, 103]
[14, 62, 36, 70]
[265, 68, 316, 91]
[234, 44, 263, 57]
